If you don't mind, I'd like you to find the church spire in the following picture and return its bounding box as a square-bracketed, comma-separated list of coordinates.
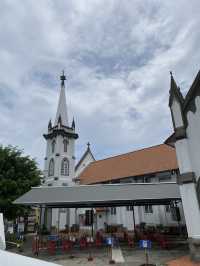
[71, 117, 75, 129]
[54, 71, 69, 126]
[169, 71, 184, 107]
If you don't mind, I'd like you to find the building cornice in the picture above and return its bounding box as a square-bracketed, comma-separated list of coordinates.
[43, 128, 78, 140]
[177, 172, 196, 185]
[174, 126, 187, 140]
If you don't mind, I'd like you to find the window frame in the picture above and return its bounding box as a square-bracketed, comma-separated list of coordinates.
[126, 206, 134, 211]
[48, 158, 54, 177]
[144, 205, 153, 214]
[51, 140, 56, 153]
[165, 205, 171, 213]
[63, 139, 68, 153]
[61, 157, 69, 176]
[110, 207, 116, 215]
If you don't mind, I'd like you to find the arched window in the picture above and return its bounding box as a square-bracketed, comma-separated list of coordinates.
[52, 140, 56, 153]
[48, 158, 54, 176]
[61, 158, 69, 176]
[63, 139, 68, 152]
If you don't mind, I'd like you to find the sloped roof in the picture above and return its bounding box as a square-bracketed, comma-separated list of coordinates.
[169, 72, 184, 107]
[14, 183, 181, 208]
[164, 133, 176, 147]
[79, 144, 178, 185]
[183, 70, 200, 111]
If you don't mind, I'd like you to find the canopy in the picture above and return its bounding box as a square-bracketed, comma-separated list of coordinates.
[14, 182, 181, 208]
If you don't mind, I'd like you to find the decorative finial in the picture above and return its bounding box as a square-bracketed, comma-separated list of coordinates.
[72, 117, 75, 129]
[58, 114, 62, 125]
[60, 70, 66, 87]
[87, 142, 90, 149]
[48, 119, 52, 130]
[170, 71, 173, 77]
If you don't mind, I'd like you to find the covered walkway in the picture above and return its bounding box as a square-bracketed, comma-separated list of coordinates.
[14, 182, 185, 261]
[14, 182, 181, 208]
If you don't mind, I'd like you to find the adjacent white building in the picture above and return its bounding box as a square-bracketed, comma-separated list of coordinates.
[169, 71, 200, 261]
[77, 144, 185, 230]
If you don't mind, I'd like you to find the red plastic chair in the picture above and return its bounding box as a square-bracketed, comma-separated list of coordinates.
[80, 237, 87, 249]
[48, 240, 56, 255]
[32, 239, 38, 255]
[32, 237, 42, 255]
[62, 239, 72, 252]
[159, 235, 170, 249]
[127, 236, 134, 247]
[95, 237, 102, 247]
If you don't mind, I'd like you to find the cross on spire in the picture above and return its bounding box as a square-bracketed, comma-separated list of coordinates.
[54, 71, 68, 126]
[60, 70, 66, 87]
[87, 142, 90, 149]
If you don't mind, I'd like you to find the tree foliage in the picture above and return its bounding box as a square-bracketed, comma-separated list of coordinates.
[0, 145, 41, 220]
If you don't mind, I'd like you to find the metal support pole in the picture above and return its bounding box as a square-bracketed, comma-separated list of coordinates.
[36, 205, 42, 256]
[132, 203, 136, 231]
[175, 201, 181, 235]
[39, 206, 42, 234]
[132, 203, 137, 240]
[91, 208, 94, 237]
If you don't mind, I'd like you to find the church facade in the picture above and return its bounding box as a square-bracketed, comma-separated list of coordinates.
[42, 72, 185, 232]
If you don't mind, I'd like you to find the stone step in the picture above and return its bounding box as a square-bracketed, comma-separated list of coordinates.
[112, 246, 125, 263]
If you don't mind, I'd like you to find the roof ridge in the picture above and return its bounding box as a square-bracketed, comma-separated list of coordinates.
[89, 143, 173, 165]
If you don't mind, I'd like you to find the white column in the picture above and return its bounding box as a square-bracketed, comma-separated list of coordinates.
[175, 139, 200, 238]
[180, 184, 200, 237]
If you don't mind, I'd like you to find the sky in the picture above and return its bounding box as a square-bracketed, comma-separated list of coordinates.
[1, 0, 200, 169]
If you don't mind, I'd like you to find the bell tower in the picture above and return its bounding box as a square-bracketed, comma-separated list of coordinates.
[43, 72, 78, 186]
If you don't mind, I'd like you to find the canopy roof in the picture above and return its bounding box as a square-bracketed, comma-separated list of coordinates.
[14, 183, 181, 208]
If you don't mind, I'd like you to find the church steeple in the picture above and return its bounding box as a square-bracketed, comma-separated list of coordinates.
[43, 71, 78, 187]
[169, 71, 184, 107]
[54, 71, 69, 126]
[71, 117, 75, 129]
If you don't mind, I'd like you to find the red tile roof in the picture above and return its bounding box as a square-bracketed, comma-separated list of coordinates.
[79, 144, 178, 185]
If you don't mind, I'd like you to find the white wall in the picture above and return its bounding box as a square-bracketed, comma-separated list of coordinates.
[44, 133, 76, 186]
[171, 93, 200, 238]
[171, 99, 184, 128]
[0, 213, 6, 250]
[186, 96, 200, 178]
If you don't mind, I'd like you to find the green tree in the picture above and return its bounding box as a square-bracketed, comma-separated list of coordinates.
[0, 145, 41, 220]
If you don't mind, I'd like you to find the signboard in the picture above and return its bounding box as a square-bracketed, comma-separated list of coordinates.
[139, 240, 152, 265]
[47, 235, 59, 241]
[139, 240, 151, 249]
[106, 237, 113, 246]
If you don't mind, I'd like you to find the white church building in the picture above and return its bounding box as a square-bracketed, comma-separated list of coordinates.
[42, 72, 185, 232]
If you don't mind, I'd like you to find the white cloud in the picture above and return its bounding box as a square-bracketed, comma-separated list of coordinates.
[0, 0, 200, 167]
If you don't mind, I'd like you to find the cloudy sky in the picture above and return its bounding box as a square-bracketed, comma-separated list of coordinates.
[1, 0, 200, 168]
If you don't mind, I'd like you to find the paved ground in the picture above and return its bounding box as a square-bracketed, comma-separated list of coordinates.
[167, 256, 200, 266]
[10, 244, 190, 266]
